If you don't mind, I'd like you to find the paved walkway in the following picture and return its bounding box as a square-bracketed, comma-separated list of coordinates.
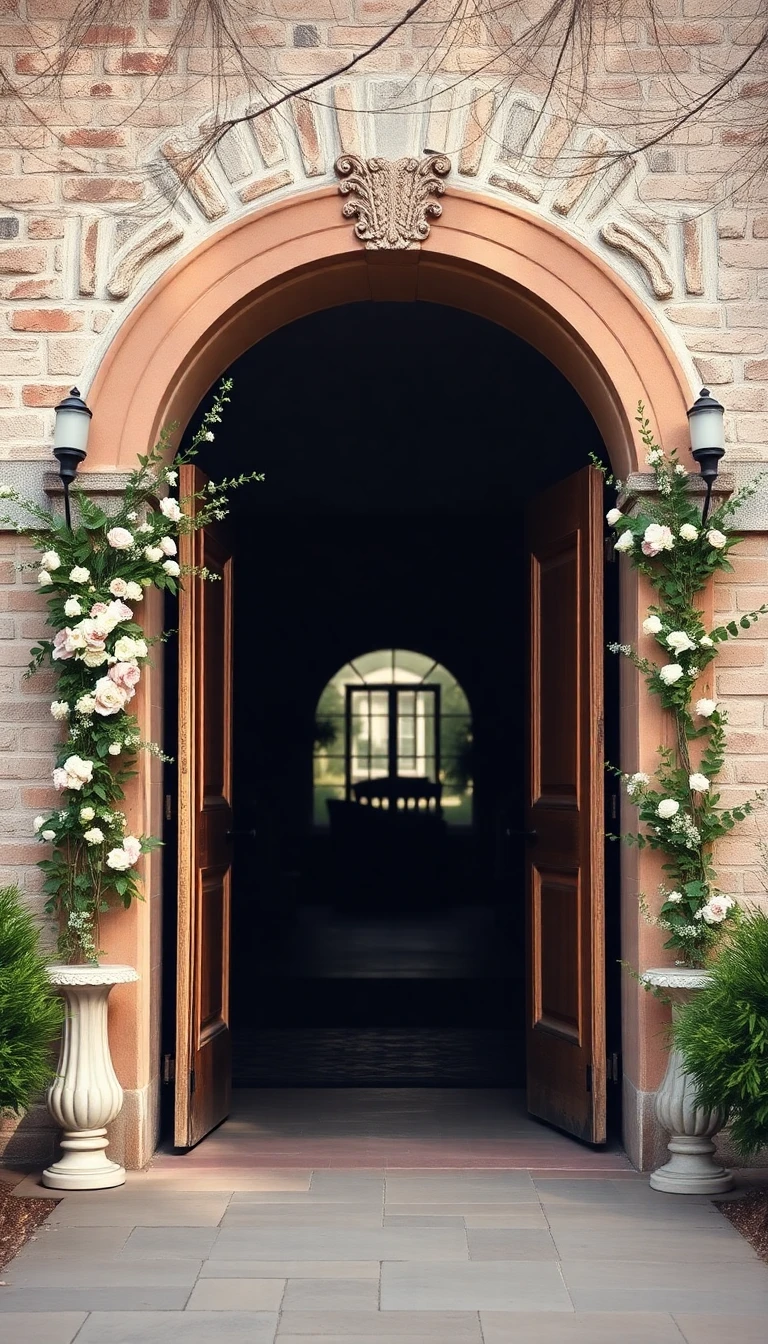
[2, 1092, 767, 1342]
[3, 1168, 768, 1342]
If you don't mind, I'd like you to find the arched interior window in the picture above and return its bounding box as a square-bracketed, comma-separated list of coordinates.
[314, 649, 472, 827]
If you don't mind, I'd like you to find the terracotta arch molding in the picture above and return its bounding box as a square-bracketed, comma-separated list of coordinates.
[86, 187, 692, 477]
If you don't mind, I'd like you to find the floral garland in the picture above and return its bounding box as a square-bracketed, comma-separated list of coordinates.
[0, 380, 261, 963]
[598, 407, 766, 967]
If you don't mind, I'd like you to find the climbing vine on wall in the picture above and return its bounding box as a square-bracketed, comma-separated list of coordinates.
[595, 408, 766, 967]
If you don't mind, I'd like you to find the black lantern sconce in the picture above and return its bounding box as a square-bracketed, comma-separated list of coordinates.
[687, 387, 725, 524]
[53, 387, 92, 529]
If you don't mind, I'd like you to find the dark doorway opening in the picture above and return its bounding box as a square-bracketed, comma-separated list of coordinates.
[167, 300, 618, 1104]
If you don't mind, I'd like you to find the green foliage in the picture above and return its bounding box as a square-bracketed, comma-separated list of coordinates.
[0, 885, 62, 1114]
[596, 406, 766, 966]
[674, 910, 768, 1158]
[0, 379, 263, 963]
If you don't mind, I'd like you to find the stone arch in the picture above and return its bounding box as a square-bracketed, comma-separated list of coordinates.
[86, 185, 692, 479]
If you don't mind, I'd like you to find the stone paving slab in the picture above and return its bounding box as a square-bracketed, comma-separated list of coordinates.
[549, 1222, 758, 1261]
[673, 1315, 768, 1343]
[380, 1261, 572, 1312]
[46, 1194, 231, 1225]
[0, 1314, 88, 1344]
[281, 1276, 380, 1310]
[0, 1287, 192, 1311]
[186, 1278, 286, 1310]
[466, 1228, 558, 1259]
[3, 1257, 203, 1287]
[276, 1312, 482, 1338]
[74, 1311, 278, 1342]
[199, 1260, 381, 1279]
[480, 1311, 685, 1342]
[210, 1226, 469, 1261]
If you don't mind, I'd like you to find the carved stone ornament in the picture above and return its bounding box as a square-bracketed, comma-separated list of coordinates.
[335, 153, 450, 249]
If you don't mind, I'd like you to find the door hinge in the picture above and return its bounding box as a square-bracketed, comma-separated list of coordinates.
[604, 536, 617, 564]
[190, 1068, 196, 1095]
[610, 791, 618, 823]
[162, 1053, 175, 1084]
[165, 793, 173, 822]
[608, 1051, 621, 1084]
[586, 1064, 593, 1094]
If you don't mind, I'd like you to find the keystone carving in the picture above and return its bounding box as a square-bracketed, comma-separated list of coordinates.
[335, 153, 450, 250]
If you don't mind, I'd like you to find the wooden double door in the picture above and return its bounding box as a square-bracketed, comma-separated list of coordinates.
[173, 465, 606, 1148]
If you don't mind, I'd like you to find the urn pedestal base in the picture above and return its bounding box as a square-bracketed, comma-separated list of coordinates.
[643, 967, 734, 1196]
[42, 964, 139, 1192]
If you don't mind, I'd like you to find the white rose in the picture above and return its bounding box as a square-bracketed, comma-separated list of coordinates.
[696, 698, 717, 717]
[83, 827, 105, 845]
[659, 663, 684, 685]
[108, 743, 121, 756]
[106, 847, 131, 871]
[41, 829, 56, 841]
[69, 566, 90, 583]
[113, 635, 147, 662]
[666, 630, 696, 655]
[75, 693, 96, 715]
[166, 469, 178, 485]
[125, 581, 143, 601]
[689, 773, 710, 793]
[93, 676, 129, 716]
[64, 597, 82, 618]
[666, 891, 683, 904]
[707, 529, 727, 550]
[107, 527, 134, 550]
[40, 550, 61, 571]
[615, 531, 634, 553]
[81, 647, 109, 668]
[33, 815, 44, 832]
[38, 570, 52, 586]
[159, 535, 177, 556]
[642, 523, 675, 556]
[163, 559, 180, 577]
[53, 754, 94, 791]
[606, 508, 622, 526]
[643, 615, 663, 636]
[50, 700, 69, 720]
[700, 636, 714, 648]
[144, 546, 163, 563]
[679, 524, 699, 542]
[701, 896, 735, 925]
[160, 497, 182, 523]
[657, 798, 680, 820]
[109, 578, 129, 598]
[79, 806, 95, 822]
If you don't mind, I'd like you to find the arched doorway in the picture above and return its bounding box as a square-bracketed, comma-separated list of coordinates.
[82, 188, 692, 1170]
[165, 300, 617, 1150]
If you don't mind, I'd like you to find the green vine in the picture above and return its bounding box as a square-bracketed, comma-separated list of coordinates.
[0, 379, 262, 963]
[596, 405, 766, 967]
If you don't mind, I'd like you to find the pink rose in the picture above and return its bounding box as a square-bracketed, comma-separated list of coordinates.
[52, 628, 75, 661]
[93, 676, 129, 716]
[106, 599, 132, 623]
[90, 602, 109, 618]
[123, 835, 141, 865]
[52, 767, 68, 789]
[108, 661, 141, 695]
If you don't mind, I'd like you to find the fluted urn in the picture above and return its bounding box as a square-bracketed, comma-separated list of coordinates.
[42, 964, 139, 1191]
[642, 966, 733, 1195]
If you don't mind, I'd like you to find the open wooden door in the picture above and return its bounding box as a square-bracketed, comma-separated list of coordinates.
[525, 465, 606, 1143]
[175, 464, 233, 1148]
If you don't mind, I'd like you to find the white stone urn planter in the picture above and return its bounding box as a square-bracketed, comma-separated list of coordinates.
[42, 964, 139, 1191]
[642, 966, 733, 1195]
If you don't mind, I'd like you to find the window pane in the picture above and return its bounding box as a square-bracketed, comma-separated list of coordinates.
[394, 649, 436, 681]
[314, 783, 344, 826]
[314, 755, 345, 786]
[351, 649, 392, 682]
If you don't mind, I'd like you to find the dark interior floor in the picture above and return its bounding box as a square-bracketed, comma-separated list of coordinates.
[231, 905, 523, 1087]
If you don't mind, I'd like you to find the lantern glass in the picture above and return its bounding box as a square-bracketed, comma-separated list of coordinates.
[53, 404, 91, 456]
[688, 394, 725, 456]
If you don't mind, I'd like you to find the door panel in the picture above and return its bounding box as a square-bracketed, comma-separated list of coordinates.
[175, 464, 233, 1148]
[525, 465, 605, 1144]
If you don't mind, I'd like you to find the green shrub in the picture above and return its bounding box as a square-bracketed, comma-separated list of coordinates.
[675, 909, 768, 1159]
[0, 885, 62, 1114]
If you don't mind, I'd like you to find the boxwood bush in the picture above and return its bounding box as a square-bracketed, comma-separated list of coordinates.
[0, 885, 62, 1114]
[675, 909, 768, 1159]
